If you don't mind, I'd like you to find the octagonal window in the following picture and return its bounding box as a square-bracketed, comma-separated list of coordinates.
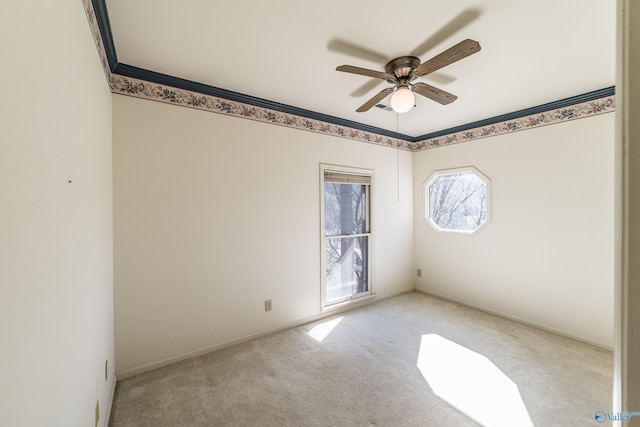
[425, 167, 490, 233]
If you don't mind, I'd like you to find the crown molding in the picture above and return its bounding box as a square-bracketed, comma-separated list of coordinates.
[109, 73, 414, 150]
[414, 89, 616, 150]
[415, 87, 615, 141]
[83, 0, 111, 81]
[112, 63, 411, 143]
[85, 0, 615, 152]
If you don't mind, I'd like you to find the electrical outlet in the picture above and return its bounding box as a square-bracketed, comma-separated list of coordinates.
[265, 299, 272, 312]
[95, 400, 100, 427]
[417, 268, 422, 277]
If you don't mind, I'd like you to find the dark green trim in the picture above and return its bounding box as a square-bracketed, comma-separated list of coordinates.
[415, 86, 616, 141]
[91, 0, 117, 70]
[114, 64, 410, 141]
[91, 1, 615, 144]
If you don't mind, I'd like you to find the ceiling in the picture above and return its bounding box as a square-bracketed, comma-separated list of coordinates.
[104, 0, 616, 139]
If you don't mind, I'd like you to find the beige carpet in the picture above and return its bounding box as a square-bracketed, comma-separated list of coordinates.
[109, 292, 612, 426]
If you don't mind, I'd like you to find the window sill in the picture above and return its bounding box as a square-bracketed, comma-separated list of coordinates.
[321, 293, 376, 314]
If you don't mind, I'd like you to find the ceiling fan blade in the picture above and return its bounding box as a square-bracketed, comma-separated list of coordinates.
[410, 8, 482, 57]
[413, 82, 457, 105]
[328, 39, 389, 64]
[413, 39, 481, 77]
[337, 65, 389, 80]
[356, 87, 394, 112]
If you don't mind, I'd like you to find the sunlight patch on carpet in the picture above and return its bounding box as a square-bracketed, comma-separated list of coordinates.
[306, 316, 344, 342]
[417, 334, 533, 427]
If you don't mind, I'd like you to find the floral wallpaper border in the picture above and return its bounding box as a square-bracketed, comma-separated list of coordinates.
[82, 1, 615, 153]
[413, 96, 615, 151]
[82, 0, 111, 82]
[109, 74, 414, 151]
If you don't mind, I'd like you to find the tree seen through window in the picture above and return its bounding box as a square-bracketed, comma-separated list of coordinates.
[427, 170, 489, 232]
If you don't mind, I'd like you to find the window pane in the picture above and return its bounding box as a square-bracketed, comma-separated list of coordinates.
[428, 172, 487, 232]
[325, 236, 369, 302]
[324, 183, 368, 236]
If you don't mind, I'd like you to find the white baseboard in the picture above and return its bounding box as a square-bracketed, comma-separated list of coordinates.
[116, 288, 414, 379]
[414, 287, 613, 351]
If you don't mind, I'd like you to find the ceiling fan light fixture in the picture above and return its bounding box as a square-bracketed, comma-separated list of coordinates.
[390, 86, 415, 113]
[337, 40, 480, 113]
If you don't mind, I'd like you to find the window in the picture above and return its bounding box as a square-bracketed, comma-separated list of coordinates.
[425, 167, 490, 233]
[321, 165, 373, 308]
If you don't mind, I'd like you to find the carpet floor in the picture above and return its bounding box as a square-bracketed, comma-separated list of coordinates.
[109, 292, 612, 426]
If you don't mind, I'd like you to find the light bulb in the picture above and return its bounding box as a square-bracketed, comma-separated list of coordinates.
[390, 86, 415, 113]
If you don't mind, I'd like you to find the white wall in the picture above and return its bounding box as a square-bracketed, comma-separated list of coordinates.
[0, 2, 114, 427]
[414, 113, 615, 348]
[0, 1, 618, 421]
[113, 95, 414, 376]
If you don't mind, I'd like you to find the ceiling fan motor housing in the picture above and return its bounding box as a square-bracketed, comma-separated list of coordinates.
[385, 56, 421, 82]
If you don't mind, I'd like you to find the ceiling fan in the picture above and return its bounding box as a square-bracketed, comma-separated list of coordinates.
[336, 38, 481, 114]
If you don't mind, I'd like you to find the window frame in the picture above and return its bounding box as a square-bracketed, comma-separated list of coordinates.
[424, 166, 491, 234]
[320, 164, 374, 310]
